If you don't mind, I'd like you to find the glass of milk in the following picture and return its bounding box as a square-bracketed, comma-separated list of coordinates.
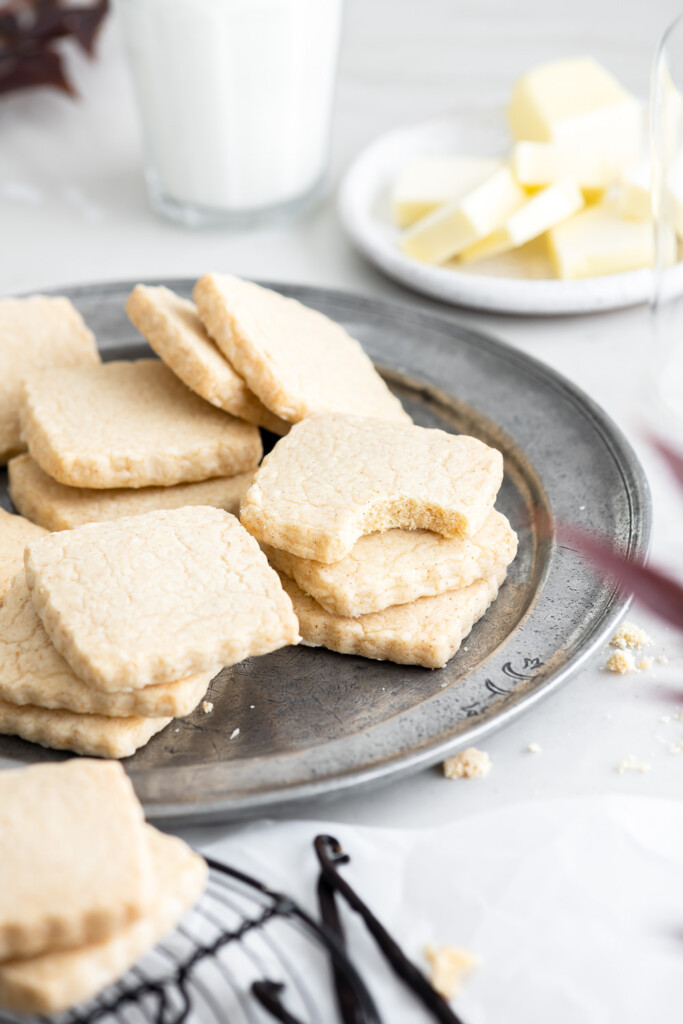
[116, 0, 343, 227]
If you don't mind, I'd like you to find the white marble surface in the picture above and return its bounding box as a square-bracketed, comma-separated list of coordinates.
[3, 1, 683, 1016]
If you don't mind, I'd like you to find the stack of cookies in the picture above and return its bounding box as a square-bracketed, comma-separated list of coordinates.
[241, 415, 517, 669]
[0, 759, 206, 1015]
[0, 506, 299, 757]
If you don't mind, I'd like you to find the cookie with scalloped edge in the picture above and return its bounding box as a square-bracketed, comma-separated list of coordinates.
[8, 454, 253, 532]
[126, 285, 288, 434]
[194, 273, 410, 425]
[20, 360, 262, 489]
[242, 414, 503, 562]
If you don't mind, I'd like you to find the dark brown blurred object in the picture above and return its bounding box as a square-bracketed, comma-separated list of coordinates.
[0, 0, 108, 97]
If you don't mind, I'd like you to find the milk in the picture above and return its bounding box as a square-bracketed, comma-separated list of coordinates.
[116, 0, 342, 223]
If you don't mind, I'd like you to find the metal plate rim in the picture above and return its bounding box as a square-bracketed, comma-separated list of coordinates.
[4, 278, 651, 824]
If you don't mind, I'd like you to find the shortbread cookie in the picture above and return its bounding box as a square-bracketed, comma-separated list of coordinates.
[267, 510, 517, 617]
[8, 454, 253, 532]
[0, 760, 150, 962]
[25, 507, 300, 691]
[0, 700, 171, 757]
[0, 826, 207, 1015]
[0, 574, 213, 717]
[194, 274, 410, 424]
[20, 360, 262, 489]
[0, 508, 47, 604]
[242, 415, 504, 562]
[126, 285, 288, 434]
[279, 566, 506, 668]
[0, 296, 99, 464]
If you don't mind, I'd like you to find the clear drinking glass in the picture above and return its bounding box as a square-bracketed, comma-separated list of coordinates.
[649, 12, 683, 449]
[116, 0, 343, 228]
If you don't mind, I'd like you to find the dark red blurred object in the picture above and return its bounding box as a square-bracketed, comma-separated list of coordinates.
[0, 0, 108, 97]
[562, 436, 683, 630]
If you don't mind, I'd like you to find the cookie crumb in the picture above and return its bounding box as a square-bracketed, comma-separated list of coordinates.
[657, 655, 669, 665]
[526, 742, 542, 754]
[610, 622, 652, 650]
[202, 701, 214, 715]
[637, 656, 653, 671]
[230, 727, 240, 740]
[424, 943, 480, 1000]
[617, 755, 652, 774]
[606, 650, 636, 675]
[443, 748, 491, 779]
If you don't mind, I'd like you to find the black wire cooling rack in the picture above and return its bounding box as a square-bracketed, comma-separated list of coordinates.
[0, 835, 465, 1024]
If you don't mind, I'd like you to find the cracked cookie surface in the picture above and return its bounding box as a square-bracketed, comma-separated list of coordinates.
[25, 506, 300, 691]
[242, 414, 504, 562]
[19, 360, 262, 489]
[0, 296, 99, 465]
[126, 285, 287, 434]
[0, 574, 213, 717]
[194, 274, 410, 425]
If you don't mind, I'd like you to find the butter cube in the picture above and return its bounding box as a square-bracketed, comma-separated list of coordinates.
[460, 180, 584, 263]
[508, 57, 642, 160]
[392, 156, 501, 228]
[619, 164, 652, 220]
[400, 167, 526, 264]
[512, 141, 627, 191]
[548, 200, 653, 279]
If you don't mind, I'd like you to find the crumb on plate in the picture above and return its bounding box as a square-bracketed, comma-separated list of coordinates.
[443, 747, 491, 779]
[202, 701, 214, 714]
[605, 650, 636, 675]
[425, 943, 480, 1000]
[526, 742, 542, 754]
[610, 622, 652, 650]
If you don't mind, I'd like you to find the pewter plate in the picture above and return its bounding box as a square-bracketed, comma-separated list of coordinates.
[0, 280, 651, 823]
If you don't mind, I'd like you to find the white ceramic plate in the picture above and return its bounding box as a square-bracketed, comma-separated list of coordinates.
[338, 109, 683, 316]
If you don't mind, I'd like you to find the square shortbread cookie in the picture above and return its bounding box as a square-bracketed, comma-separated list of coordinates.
[8, 454, 254, 532]
[0, 700, 171, 758]
[279, 566, 507, 668]
[0, 296, 100, 464]
[19, 360, 262, 489]
[241, 414, 504, 562]
[0, 827, 207, 1016]
[194, 274, 410, 424]
[266, 510, 517, 617]
[25, 506, 300, 691]
[0, 760, 150, 962]
[0, 574, 213, 718]
[0, 508, 47, 604]
[126, 285, 288, 434]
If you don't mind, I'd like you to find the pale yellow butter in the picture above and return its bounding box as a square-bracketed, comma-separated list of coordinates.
[400, 167, 526, 264]
[460, 180, 584, 264]
[508, 57, 642, 160]
[548, 200, 653, 279]
[619, 164, 652, 220]
[392, 156, 501, 227]
[512, 140, 626, 191]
